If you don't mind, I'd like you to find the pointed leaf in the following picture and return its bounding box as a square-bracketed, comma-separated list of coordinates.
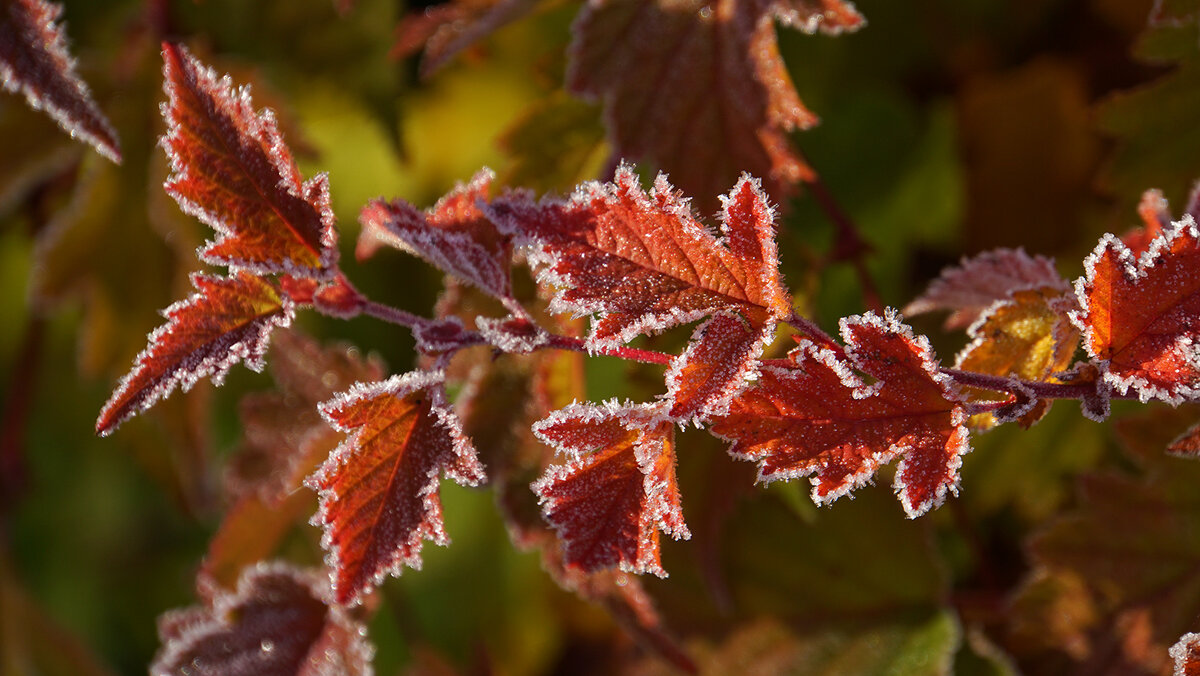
[664, 312, 772, 420]
[905, 248, 1068, 330]
[567, 0, 863, 212]
[97, 271, 294, 436]
[0, 0, 120, 162]
[532, 402, 689, 576]
[711, 310, 969, 517]
[358, 169, 512, 299]
[308, 371, 485, 604]
[161, 43, 338, 278]
[489, 165, 789, 421]
[152, 562, 372, 676]
[1073, 218, 1200, 404]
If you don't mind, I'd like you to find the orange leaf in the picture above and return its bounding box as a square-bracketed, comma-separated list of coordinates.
[488, 164, 790, 421]
[567, 0, 863, 211]
[97, 272, 293, 436]
[0, 0, 120, 162]
[161, 43, 338, 278]
[1074, 219, 1200, 405]
[1173, 632, 1200, 676]
[710, 310, 969, 517]
[153, 563, 371, 676]
[308, 371, 485, 604]
[532, 402, 688, 576]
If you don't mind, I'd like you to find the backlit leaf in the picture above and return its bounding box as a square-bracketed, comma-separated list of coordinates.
[394, 0, 543, 77]
[567, 0, 864, 212]
[358, 169, 513, 300]
[96, 271, 294, 437]
[532, 401, 689, 576]
[710, 309, 969, 518]
[905, 248, 1068, 330]
[1073, 217, 1200, 404]
[308, 371, 485, 604]
[152, 562, 372, 676]
[0, 0, 120, 162]
[161, 43, 338, 278]
[488, 164, 791, 421]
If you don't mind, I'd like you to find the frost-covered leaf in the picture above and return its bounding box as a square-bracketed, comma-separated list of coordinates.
[308, 371, 485, 605]
[1173, 633, 1200, 676]
[1123, 188, 1172, 258]
[957, 288, 1079, 383]
[358, 169, 512, 300]
[152, 562, 372, 676]
[532, 401, 689, 576]
[568, 0, 863, 212]
[97, 272, 294, 437]
[710, 309, 969, 518]
[161, 43, 338, 278]
[905, 248, 1068, 330]
[0, 0, 120, 162]
[1073, 218, 1200, 404]
[665, 312, 772, 421]
[488, 164, 790, 421]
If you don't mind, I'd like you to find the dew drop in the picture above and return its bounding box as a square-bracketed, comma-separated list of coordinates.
[261, 639, 275, 653]
[698, 5, 712, 19]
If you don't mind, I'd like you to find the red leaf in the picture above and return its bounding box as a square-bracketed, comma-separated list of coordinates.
[0, 0, 120, 162]
[1173, 632, 1200, 676]
[905, 248, 1068, 330]
[710, 310, 969, 517]
[567, 0, 863, 212]
[97, 271, 294, 437]
[161, 43, 338, 278]
[532, 402, 688, 576]
[1074, 219, 1200, 405]
[308, 371, 485, 604]
[665, 312, 772, 420]
[152, 562, 371, 676]
[358, 169, 512, 300]
[488, 164, 790, 421]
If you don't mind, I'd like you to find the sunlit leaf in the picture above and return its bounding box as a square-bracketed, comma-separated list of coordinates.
[153, 562, 372, 676]
[1172, 632, 1200, 676]
[711, 309, 968, 517]
[97, 271, 294, 436]
[567, 0, 864, 212]
[0, 0, 120, 162]
[532, 401, 689, 576]
[161, 42, 338, 278]
[308, 370, 485, 604]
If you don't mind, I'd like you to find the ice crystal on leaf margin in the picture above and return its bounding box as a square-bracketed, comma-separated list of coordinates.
[161, 43, 338, 279]
[307, 371, 485, 605]
[532, 401, 688, 577]
[710, 309, 970, 518]
[1072, 216, 1200, 406]
[486, 163, 790, 423]
[0, 0, 121, 162]
[152, 561, 372, 676]
[96, 271, 294, 437]
[1172, 632, 1200, 676]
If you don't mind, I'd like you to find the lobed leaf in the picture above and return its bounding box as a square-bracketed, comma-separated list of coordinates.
[532, 401, 689, 577]
[567, 0, 863, 213]
[1073, 217, 1200, 405]
[152, 562, 372, 676]
[97, 271, 294, 437]
[710, 309, 969, 517]
[358, 169, 513, 300]
[161, 43, 338, 278]
[0, 0, 120, 162]
[488, 164, 790, 421]
[307, 371, 485, 605]
[905, 248, 1068, 330]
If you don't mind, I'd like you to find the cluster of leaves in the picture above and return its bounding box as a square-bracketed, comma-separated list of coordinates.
[9, 0, 1200, 674]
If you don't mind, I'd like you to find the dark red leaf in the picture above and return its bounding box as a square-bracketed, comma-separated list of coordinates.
[532, 402, 688, 576]
[97, 272, 294, 436]
[710, 310, 969, 517]
[567, 0, 863, 212]
[0, 0, 120, 162]
[308, 371, 485, 604]
[152, 562, 371, 676]
[1074, 219, 1200, 405]
[161, 43, 338, 278]
[358, 169, 512, 300]
[1173, 632, 1200, 676]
